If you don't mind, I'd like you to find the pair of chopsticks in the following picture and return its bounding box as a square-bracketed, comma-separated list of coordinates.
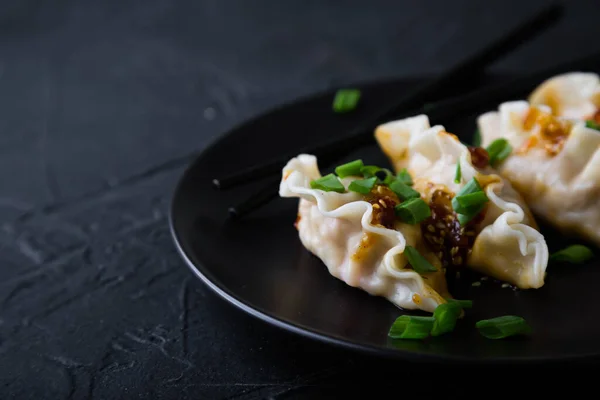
[215, 2, 566, 218]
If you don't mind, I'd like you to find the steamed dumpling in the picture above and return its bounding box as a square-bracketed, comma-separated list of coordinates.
[528, 72, 600, 120]
[375, 115, 549, 289]
[279, 154, 449, 313]
[478, 95, 600, 245]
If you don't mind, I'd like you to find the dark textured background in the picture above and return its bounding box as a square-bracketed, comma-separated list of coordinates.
[2, 0, 599, 398]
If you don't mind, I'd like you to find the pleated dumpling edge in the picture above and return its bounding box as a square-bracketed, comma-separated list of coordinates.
[279, 154, 449, 313]
[375, 115, 549, 289]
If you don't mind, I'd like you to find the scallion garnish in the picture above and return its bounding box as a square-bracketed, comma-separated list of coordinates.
[431, 302, 462, 337]
[550, 244, 594, 264]
[348, 177, 377, 195]
[360, 165, 380, 178]
[446, 299, 473, 309]
[454, 162, 462, 184]
[486, 138, 512, 166]
[452, 178, 487, 225]
[457, 208, 484, 226]
[390, 179, 420, 201]
[335, 159, 364, 178]
[394, 198, 431, 224]
[332, 89, 361, 113]
[388, 315, 435, 339]
[360, 165, 394, 184]
[472, 128, 482, 147]
[310, 174, 345, 193]
[375, 168, 395, 184]
[475, 315, 531, 339]
[397, 168, 413, 186]
[454, 191, 488, 212]
[585, 120, 600, 131]
[404, 245, 437, 273]
[383, 172, 396, 185]
[454, 176, 482, 197]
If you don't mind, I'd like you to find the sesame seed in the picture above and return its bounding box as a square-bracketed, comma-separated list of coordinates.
[501, 283, 510, 288]
[436, 222, 446, 229]
[450, 247, 458, 255]
[427, 225, 435, 232]
[472, 281, 481, 287]
[481, 276, 488, 281]
[373, 204, 380, 209]
[440, 231, 446, 237]
[379, 199, 387, 208]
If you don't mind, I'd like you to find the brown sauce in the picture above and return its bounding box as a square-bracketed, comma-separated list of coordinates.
[365, 185, 400, 229]
[467, 146, 489, 169]
[523, 107, 571, 156]
[420, 189, 482, 271]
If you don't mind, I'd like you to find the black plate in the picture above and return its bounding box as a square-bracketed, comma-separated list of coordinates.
[170, 74, 600, 364]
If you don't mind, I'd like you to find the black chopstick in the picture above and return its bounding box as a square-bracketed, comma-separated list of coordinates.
[228, 50, 600, 219]
[213, 2, 563, 191]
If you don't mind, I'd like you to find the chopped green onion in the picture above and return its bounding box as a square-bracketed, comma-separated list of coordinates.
[550, 244, 594, 264]
[333, 89, 361, 113]
[454, 177, 482, 198]
[375, 168, 395, 184]
[472, 128, 482, 147]
[360, 165, 395, 184]
[452, 178, 486, 225]
[388, 315, 435, 339]
[335, 159, 364, 178]
[486, 138, 512, 166]
[446, 299, 473, 309]
[397, 168, 413, 186]
[476, 315, 531, 339]
[390, 179, 420, 201]
[383, 171, 396, 185]
[454, 162, 462, 184]
[360, 165, 380, 178]
[348, 177, 377, 194]
[404, 246, 437, 274]
[395, 198, 431, 224]
[431, 302, 462, 337]
[456, 204, 485, 226]
[310, 174, 345, 193]
[454, 192, 488, 213]
[585, 120, 600, 131]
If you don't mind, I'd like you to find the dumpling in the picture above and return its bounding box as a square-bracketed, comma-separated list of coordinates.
[279, 154, 450, 313]
[528, 71, 600, 120]
[478, 85, 600, 245]
[375, 115, 549, 289]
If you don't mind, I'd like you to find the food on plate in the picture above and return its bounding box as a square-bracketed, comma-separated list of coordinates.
[477, 72, 600, 245]
[374, 114, 549, 289]
[279, 112, 550, 319]
[279, 154, 450, 314]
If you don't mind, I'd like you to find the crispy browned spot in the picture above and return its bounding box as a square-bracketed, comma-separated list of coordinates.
[594, 109, 600, 124]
